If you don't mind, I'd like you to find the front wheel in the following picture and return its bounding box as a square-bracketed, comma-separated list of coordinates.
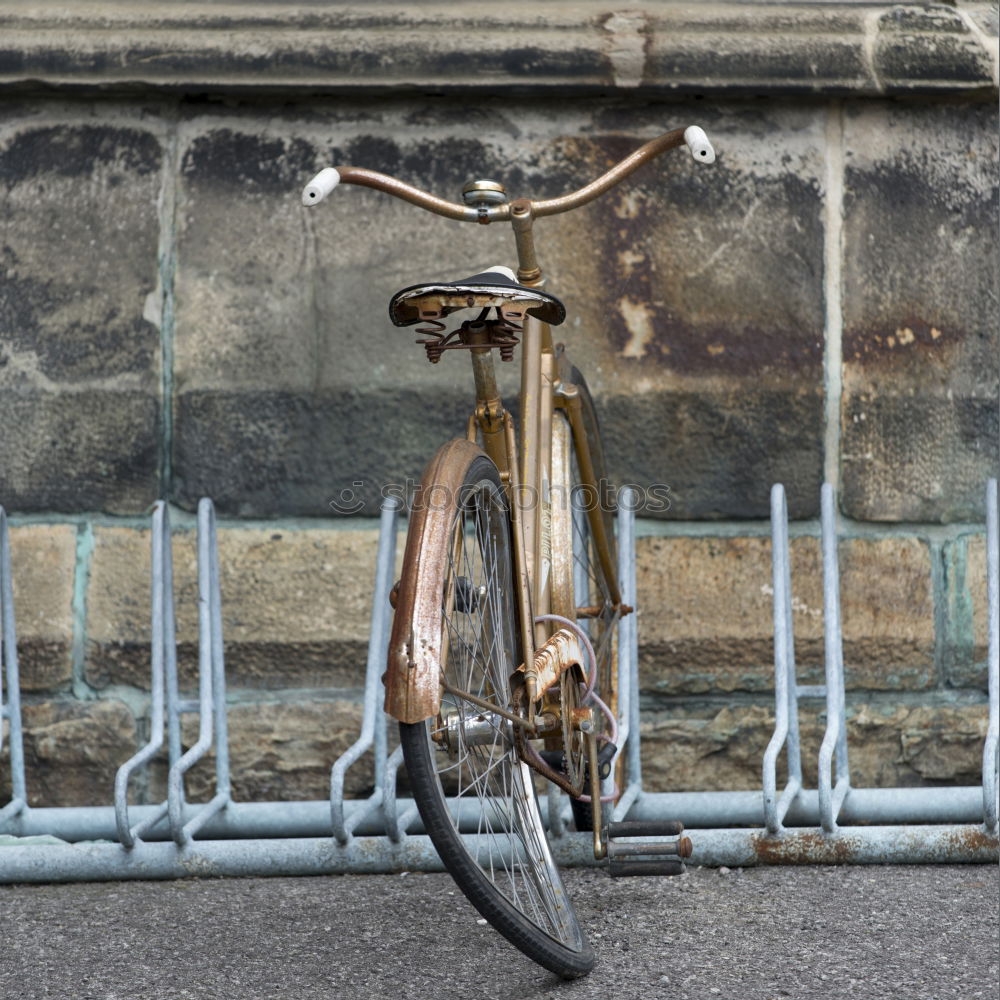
[397, 443, 595, 979]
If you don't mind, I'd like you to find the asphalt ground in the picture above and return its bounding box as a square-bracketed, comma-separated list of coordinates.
[1, 864, 996, 1000]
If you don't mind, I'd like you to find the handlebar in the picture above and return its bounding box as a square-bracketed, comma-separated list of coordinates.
[301, 125, 715, 222]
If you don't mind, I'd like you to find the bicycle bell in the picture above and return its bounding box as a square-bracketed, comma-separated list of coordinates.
[462, 179, 508, 208]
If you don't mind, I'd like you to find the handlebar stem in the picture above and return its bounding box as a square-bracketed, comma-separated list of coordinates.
[509, 199, 543, 286]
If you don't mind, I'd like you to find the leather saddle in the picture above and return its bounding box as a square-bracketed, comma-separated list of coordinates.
[388, 267, 565, 327]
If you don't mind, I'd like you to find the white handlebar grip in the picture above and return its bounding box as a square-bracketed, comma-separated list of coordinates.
[302, 167, 341, 206]
[684, 126, 715, 164]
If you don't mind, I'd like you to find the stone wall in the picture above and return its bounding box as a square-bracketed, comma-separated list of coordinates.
[0, 2, 997, 808]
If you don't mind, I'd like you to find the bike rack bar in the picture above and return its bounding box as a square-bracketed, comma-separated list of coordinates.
[114, 502, 179, 847]
[628, 785, 988, 828]
[0, 508, 26, 826]
[0, 820, 995, 884]
[5, 784, 989, 844]
[2, 483, 998, 881]
[166, 499, 231, 846]
[983, 478, 999, 835]
[762, 484, 804, 832]
[382, 744, 420, 843]
[817, 483, 851, 832]
[330, 498, 399, 844]
[611, 487, 641, 823]
[545, 771, 567, 838]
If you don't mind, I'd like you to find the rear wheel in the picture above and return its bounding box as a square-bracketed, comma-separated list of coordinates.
[398, 445, 595, 979]
[550, 365, 622, 830]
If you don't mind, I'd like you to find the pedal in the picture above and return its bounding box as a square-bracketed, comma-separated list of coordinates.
[605, 819, 692, 878]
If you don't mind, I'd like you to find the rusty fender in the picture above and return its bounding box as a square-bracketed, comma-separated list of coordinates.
[384, 438, 485, 724]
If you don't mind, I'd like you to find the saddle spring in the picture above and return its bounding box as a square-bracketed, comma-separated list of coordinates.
[415, 309, 522, 364]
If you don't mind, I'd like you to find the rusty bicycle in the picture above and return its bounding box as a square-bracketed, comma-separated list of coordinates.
[302, 124, 715, 978]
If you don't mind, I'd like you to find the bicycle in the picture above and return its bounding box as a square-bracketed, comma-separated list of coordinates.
[302, 124, 716, 978]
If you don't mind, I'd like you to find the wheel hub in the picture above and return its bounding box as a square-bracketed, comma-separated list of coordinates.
[438, 709, 513, 757]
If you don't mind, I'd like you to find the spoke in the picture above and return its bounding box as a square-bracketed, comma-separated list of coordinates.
[422, 476, 578, 948]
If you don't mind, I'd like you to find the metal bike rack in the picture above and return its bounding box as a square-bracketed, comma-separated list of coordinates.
[1, 482, 998, 882]
[0, 508, 26, 831]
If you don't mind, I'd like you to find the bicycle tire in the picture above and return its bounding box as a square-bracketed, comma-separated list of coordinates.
[398, 445, 595, 979]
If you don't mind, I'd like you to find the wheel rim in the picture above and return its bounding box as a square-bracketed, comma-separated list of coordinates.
[550, 415, 619, 771]
[427, 476, 585, 951]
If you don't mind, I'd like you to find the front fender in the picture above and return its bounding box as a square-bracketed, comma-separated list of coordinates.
[384, 437, 486, 724]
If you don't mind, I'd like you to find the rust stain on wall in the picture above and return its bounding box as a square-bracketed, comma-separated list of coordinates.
[843, 317, 959, 363]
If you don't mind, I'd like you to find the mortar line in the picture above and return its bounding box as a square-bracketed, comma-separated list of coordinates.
[6, 509, 387, 532]
[4, 509, 991, 542]
[157, 120, 181, 500]
[944, 534, 975, 673]
[638, 687, 990, 713]
[823, 101, 845, 493]
[70, 522, 96, 701]
[929, 538, 950, 691]
[860, 7, 885, 93]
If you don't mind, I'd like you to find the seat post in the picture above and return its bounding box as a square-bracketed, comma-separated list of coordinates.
[467, 327, 508, 477]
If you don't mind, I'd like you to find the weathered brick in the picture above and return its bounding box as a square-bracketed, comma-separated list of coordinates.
[873, 5, 995, 91]
[636, 533, 935, 694]
[640, 701, 988, 792]
[968, 534, 991, 671]
[7, 524, 75, 691]
[840, 102, 999, 522]
[0, 698, 137, 807]
[172, 104, 824, 518]
[85, 523, 386, 691]
[0, 120, 164, 513]
[173, 388, 470, 518]
[171, 124, 507, 516]
[144, 699, 368, 804]
[531, 104, 827, 519]
[601, 388, 823, 521]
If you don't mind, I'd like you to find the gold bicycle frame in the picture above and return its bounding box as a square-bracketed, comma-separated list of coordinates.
[384, 302, 620, 724]
[343, 126, 710, 852]
[383, 206, 628, 853]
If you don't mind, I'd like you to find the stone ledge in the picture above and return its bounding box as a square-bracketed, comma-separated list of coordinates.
[0, 3, 995, 97]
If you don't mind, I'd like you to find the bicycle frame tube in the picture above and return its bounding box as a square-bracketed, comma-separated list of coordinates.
[384, 321, 619, 724]
[557, 388, 622, 609]
[517, 316, 543, 626]
[387, 126, 690, 725]
[309, 124, 705, 651]
[465, 231, 622, 705]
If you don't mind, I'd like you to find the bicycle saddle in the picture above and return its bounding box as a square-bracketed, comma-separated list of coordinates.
[389, 266, 566, 327]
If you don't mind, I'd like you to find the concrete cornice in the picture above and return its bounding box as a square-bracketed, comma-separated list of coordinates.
[0, 2, 996, 97]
